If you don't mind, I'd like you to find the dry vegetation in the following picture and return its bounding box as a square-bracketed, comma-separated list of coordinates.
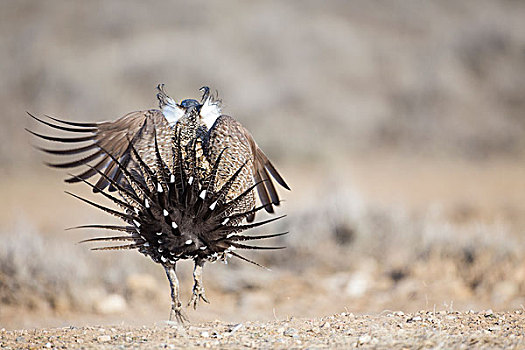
[1, 0, 525, 347]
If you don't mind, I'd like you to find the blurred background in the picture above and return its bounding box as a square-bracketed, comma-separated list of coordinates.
[1, 0, 525, 329]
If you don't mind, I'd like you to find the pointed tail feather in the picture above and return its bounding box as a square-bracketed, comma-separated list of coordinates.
[27, 113, 97, 133]
[44, 114, 98, 128]
[66, 224, 135, 232]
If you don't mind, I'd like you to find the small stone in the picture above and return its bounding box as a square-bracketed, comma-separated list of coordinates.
[229, 323, 243, 334]
[201, 331, 209, 338]
[211, 332, 222, 339]
[484, 309, 494, 317]
[97, 335, 111, 342]
[45, 343, 52, 348]
[358, 335, 371, 344]
[284, 328, 298, 337]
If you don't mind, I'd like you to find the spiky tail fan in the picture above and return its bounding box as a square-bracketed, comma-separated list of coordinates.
[68, 131, 287, 267]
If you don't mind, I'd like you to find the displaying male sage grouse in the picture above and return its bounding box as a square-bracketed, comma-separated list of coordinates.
[28, 85, 290, 322]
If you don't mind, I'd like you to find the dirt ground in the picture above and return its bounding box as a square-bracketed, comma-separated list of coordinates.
[1, 310, 524, 349]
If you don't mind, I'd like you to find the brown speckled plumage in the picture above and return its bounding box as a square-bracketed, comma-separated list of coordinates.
[28, 85, 290, 322]
[206, 115, 257, 222]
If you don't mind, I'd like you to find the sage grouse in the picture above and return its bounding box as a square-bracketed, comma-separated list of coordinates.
[28, 85, 290, 322]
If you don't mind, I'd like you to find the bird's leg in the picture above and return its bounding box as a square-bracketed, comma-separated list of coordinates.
[164, 265, 188, 323]
[188, 259, 209, 309]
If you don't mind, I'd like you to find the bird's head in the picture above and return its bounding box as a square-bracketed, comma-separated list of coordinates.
[179, 99, 201, 110]
[157, 84, 221, 128]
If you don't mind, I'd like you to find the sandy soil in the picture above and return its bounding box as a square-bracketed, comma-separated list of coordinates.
[1, 310, 524, 349]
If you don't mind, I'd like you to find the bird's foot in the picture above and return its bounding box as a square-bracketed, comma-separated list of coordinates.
[169, 301, 189, 323]
[188, 283, 209, 310]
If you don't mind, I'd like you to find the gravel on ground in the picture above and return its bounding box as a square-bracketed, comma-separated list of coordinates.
[1, 310, 524, 349]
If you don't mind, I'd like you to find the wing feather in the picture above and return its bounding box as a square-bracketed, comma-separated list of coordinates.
[207, 115, 289, 220]
[28, 109, 173, 192]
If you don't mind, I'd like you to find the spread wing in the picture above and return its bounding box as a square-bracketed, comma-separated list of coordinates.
[207, 115, 290, 221]
[27, 109, 173, 192]
[252, 141, 291, 210]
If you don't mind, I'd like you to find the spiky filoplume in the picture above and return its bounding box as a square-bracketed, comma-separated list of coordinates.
[28, 85, 290, 322]
[69, 133, 286, 321]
